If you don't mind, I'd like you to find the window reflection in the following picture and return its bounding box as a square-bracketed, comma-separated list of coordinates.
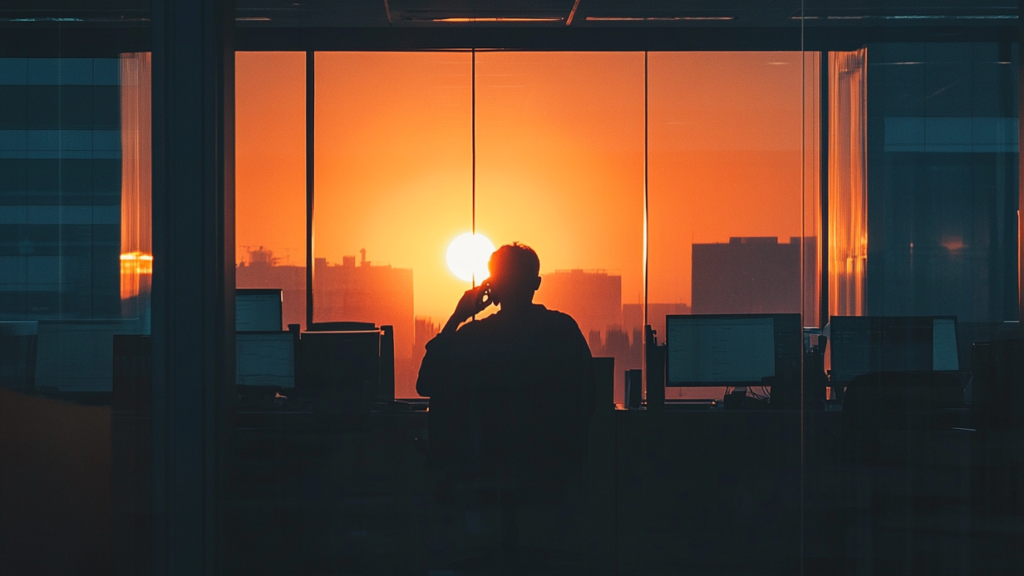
[648, 52, 821, 399]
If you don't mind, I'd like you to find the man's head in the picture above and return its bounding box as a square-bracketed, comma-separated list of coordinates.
[487, 242, 541, 307]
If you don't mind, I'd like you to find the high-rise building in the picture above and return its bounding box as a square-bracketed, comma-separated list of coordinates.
[235, 247, 305, 329]
[406, 316, 440, 396]
[536, 269, 631, 400]
[536, 269, 621, 341]
[622, 302, 691, 343]
[692, 237, 816, 315]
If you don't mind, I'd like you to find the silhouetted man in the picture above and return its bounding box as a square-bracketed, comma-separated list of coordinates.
[417, 242, 596, 498]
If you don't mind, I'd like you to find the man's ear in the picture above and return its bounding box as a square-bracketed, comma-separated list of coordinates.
[533, 276, 542, 291]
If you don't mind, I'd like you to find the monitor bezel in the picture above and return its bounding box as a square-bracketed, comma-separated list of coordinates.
[664, 313, 801, 388]
[828, 315, 960, 384]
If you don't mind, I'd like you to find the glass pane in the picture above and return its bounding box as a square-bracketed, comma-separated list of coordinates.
[648, 52, 821, 401]
[640, 51, 818, 575]
[475, 51, 645, 403]
[818, 37, 1019, 576]
[1, 54, 151, 574]
[313, 52, 471, 399]
[235, 52, 307, 330]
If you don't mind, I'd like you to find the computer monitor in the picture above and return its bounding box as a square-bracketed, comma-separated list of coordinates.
[829, 316, 960, 383]
[236, 288, 283, 332]
[236, 332, 295, 389]
[666, 314, 802, 387]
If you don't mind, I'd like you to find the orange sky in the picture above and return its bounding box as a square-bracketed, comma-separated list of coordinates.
[236, 52, 306, 268]
[235, 51, 818, 323]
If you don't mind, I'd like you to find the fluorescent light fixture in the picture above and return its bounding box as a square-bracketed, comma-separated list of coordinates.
[887, 14, 1016, 20]
[431, 17, 564, 22]
[6, 17, 84, 22]
[792, 13, 1016, 20]
[236, 16, 272, 21]
[586, 16, 734, 22]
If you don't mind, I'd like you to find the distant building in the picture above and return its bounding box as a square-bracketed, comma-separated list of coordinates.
[691, 237, 816, 315]
[413, 316, 439, 362]
[536, 268, 633, 401]
[622, 302, 691, 343]
[235, 248, 416, 396]
[536, 269, 621, 341]
[235, 247, 305, 330]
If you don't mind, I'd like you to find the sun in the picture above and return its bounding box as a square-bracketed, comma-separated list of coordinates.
[447, 232, 495, 282]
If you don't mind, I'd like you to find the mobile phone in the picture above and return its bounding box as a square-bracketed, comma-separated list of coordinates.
[474, 283, 492, 311]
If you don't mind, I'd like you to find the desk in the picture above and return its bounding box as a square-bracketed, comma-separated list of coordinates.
[225, 406, 1021, 575]
[605, 410, 841, 574]
[229, 408, 843, 574]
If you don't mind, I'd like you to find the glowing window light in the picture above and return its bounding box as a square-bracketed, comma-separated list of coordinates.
[446, 233, 495, 283]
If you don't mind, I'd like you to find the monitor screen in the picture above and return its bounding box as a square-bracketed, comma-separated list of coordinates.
[667, 315, 779, 387]
[829, 316, 959, 383]
[237, 332, 295, 388]
[236, 288, 283, 332]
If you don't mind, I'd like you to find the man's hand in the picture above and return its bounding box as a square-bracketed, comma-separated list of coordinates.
[442, 284, 491, 335]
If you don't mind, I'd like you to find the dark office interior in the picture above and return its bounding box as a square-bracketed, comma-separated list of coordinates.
[1, 1, 1023, 575]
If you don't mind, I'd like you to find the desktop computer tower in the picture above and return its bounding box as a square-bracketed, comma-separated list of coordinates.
[625, 369, 643, 409]
[379, 325, 395, 402]
[972, 339, 1024, 433]
[645, 326, 665, 411]
[592, 357, 615, 411]
[298, 330, 380, 430]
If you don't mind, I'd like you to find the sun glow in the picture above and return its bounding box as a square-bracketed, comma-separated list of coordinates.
[446, 233, 495, 282]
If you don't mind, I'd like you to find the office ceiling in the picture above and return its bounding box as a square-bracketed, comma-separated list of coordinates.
[0, 0, 1017, 28]
[243, 0, 1019, 27]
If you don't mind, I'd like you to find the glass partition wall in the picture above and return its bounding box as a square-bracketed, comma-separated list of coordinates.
[232, 45, 829, 574]
[230, 26, 1020, 576]
[10, 5, 1020, 576]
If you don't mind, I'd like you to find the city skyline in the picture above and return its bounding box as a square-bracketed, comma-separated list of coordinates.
[236, 51, 815, 322]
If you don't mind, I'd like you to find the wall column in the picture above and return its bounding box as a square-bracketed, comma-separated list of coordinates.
[150, 0, 235, 574]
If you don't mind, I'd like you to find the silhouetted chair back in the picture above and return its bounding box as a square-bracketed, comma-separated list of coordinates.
[431, 365, 599, 503]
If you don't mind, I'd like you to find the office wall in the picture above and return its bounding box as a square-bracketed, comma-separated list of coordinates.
[0, 58, 122, 321]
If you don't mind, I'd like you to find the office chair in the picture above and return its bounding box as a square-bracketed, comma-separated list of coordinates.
[427, 369, 598, 573]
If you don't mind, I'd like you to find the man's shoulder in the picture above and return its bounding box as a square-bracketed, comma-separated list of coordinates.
[531, 305, 584, 331]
